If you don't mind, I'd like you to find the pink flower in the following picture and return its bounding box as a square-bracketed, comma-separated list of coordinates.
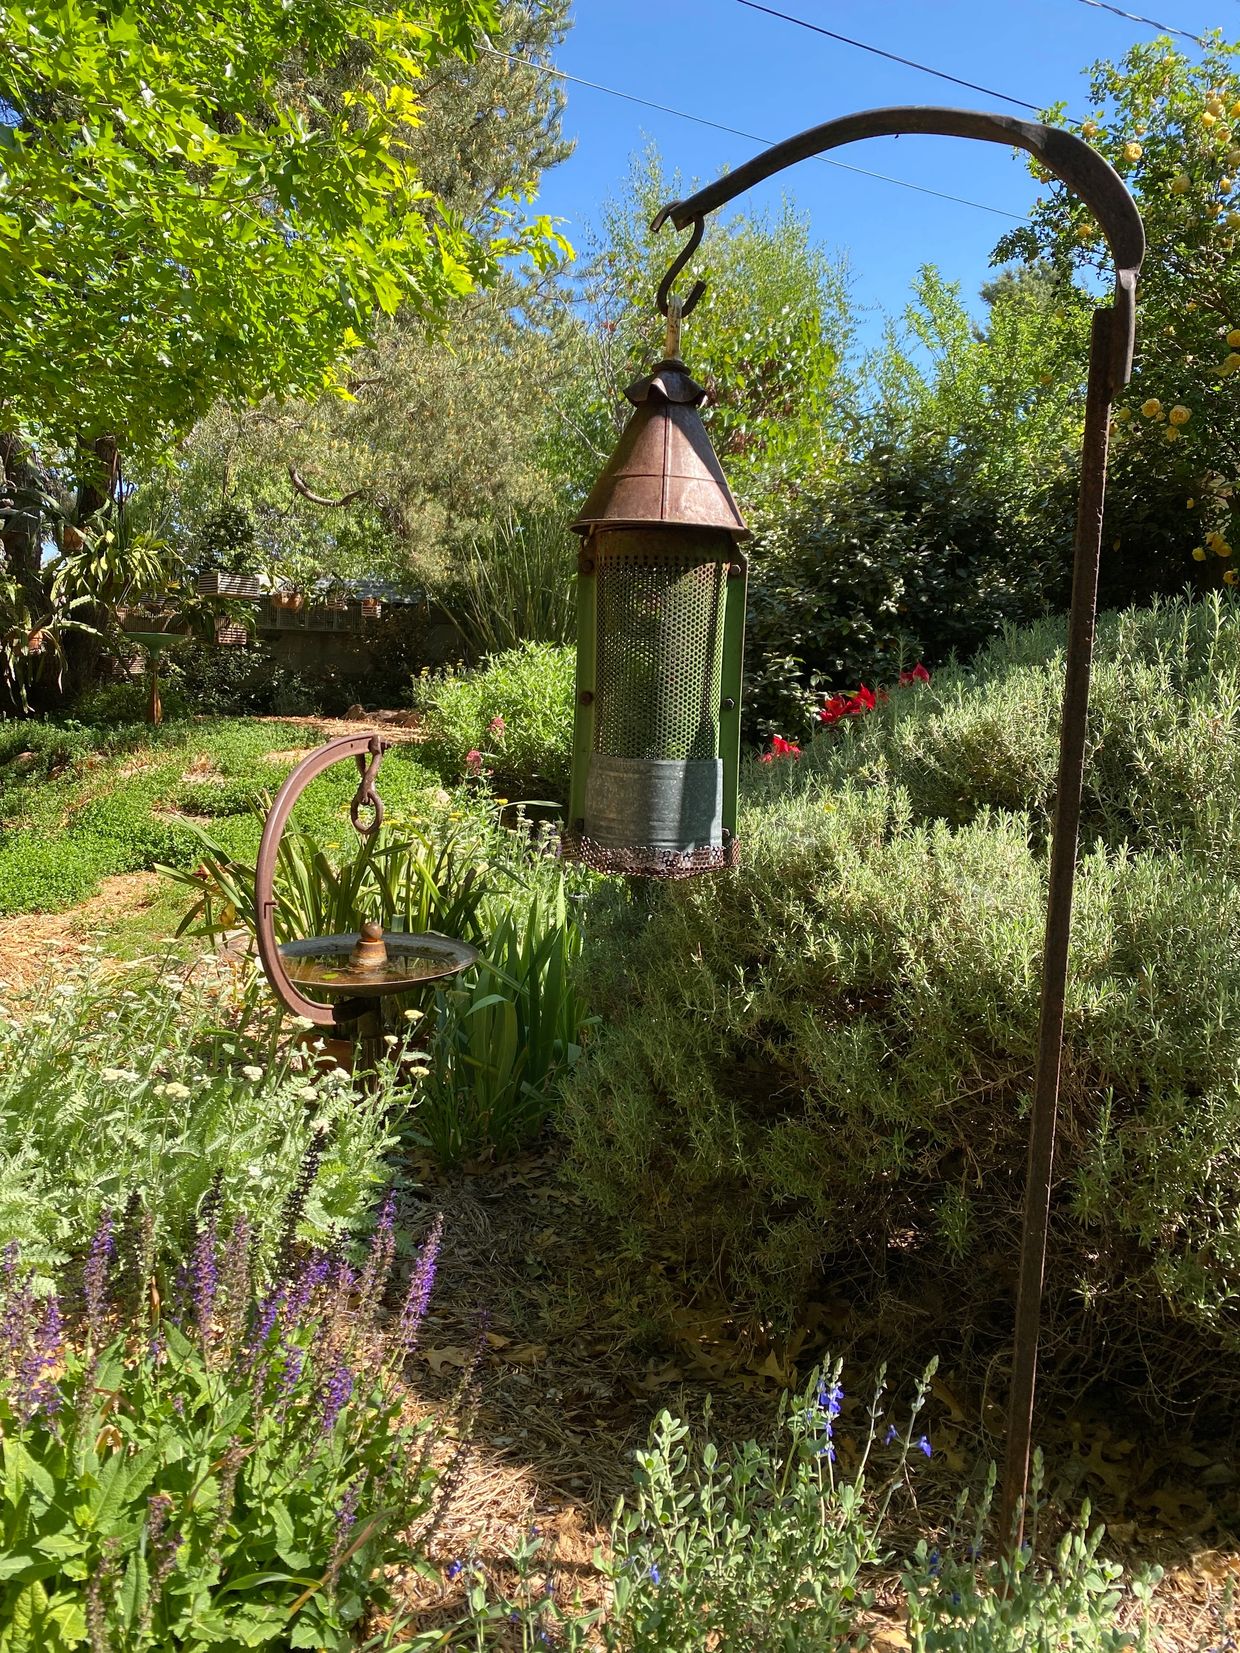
[898, 662, 931, 687]
[465, 749, 483, 776]
[488, 714, 506, 735]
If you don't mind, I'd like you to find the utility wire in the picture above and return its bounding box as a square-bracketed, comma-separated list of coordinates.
[734, 0, 1047, 114]
[486, 48, 1029, 222]
[1073, 0, 1209, 45]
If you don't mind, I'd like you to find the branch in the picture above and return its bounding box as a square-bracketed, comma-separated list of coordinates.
[287, 465, 369, 509]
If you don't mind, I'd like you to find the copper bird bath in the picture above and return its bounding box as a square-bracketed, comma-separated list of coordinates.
[254, 734, 478, 1068]
[573, 105, 1144, 1552]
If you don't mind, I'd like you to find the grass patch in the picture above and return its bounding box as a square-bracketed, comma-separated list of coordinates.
[0, 717, 445, 918]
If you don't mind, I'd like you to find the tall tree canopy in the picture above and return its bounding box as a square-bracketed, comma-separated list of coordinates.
[0, 0, 567, 462]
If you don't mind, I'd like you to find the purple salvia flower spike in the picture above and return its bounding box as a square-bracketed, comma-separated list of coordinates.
[394, 1214, 442, 1364]
[83, 1209, 114, 1339]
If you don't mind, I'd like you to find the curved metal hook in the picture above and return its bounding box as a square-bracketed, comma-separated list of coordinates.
[654, 107, 1144, 391]
[651, 206, 707, 320]
[350, 739, 386, 835]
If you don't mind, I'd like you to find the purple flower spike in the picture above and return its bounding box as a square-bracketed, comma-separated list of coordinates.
[394, 1215, 442, 1363]
[15, 1293, 63, 1423]
[318, 1357, 354, 1437]
[84, 1210, 114, 1336]
[192, 1211, 219, 1349]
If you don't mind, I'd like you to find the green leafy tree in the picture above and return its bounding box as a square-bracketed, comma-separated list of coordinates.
[0, 0, 565, 462]
[995, 32, 1240, 597]
[745, 264, 1093, 733]
[129, 1, 575, 586]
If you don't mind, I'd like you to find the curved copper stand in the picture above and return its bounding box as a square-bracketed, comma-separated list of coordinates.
[652, 106, 1145, 1551]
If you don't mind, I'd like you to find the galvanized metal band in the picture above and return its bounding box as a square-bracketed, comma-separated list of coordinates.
[584, 755, 723, 853]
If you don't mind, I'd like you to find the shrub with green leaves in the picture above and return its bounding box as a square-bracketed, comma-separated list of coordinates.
[419, 642, 575, 802]
[0, 1196, 448, 1650]
[561, 595, 1240, 1409]
[0, 970, 394, 1279]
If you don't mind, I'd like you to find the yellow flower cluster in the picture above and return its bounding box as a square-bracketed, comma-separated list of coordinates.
[1206, 530, 1233, 557]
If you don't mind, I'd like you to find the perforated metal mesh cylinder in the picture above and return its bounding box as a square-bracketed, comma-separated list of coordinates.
[594, 531, 726, 762]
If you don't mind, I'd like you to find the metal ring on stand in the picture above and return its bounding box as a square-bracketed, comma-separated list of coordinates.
[254, 733, 390, 1028]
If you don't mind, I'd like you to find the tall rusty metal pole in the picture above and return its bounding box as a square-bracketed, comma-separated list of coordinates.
[999, 306, 1118, 1550]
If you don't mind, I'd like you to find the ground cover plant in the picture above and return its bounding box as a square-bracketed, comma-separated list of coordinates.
[560, 594, 1240, 1423]
[0, 718, 444, 918]
[0, 965, 395, 1279]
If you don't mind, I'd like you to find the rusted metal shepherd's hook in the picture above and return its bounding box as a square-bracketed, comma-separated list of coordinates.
[651, 106, 1144, 1557]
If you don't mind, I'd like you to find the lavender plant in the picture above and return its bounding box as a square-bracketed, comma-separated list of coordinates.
[0, 1198, 448, 1650]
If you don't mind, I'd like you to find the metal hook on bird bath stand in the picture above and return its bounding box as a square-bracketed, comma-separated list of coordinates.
[573, 105, 1145, 1555]
[254, 733, 478, 1075]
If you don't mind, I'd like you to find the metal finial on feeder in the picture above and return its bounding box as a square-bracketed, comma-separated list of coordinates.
[563, 336, 748, 879]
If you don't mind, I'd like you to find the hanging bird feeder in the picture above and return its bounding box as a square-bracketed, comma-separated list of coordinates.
[566, 105, 1144, 1553]
[562, 280, 748, 878]
[254, 734, 478, 1068]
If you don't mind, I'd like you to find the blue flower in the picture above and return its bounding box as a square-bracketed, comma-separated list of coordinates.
[884, 1424, 898, 1445]
[648, 1563, 661, 1586]
[916, 1434, 932, 1458]
[446, 1559, 463, 1580]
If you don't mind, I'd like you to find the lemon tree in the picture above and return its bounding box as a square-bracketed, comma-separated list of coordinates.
[996, 34, 1240, 588]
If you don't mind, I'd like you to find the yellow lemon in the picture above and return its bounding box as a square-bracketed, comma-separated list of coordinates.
[1141, 397, 1163, 418]
[1171, 173, 1191, 194]
[1081, 119, 1098, 138]
[1193, 546, 1208, 560]
[1169, 404, 1192, 425]
[1123, 141, 1143, 161]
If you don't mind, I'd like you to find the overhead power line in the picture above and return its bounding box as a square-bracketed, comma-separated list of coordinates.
[487, 49, 1029, 223]
[1073, 0, 1208, 45]
[734, 0, 1047, 114]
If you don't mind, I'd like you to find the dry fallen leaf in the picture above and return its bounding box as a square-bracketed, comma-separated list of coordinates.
[423, 1346, 471, 1374]
[506, 1343, 548, 1366]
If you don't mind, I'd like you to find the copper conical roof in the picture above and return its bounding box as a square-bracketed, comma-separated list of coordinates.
[570, 358, 748, 537]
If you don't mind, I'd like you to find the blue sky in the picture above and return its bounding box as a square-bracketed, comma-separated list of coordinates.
[536, 0, 1223, 345]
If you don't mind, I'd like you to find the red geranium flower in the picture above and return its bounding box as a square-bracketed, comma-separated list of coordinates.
[898, 662, 931, 687]
[761, 734, 802, 763]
